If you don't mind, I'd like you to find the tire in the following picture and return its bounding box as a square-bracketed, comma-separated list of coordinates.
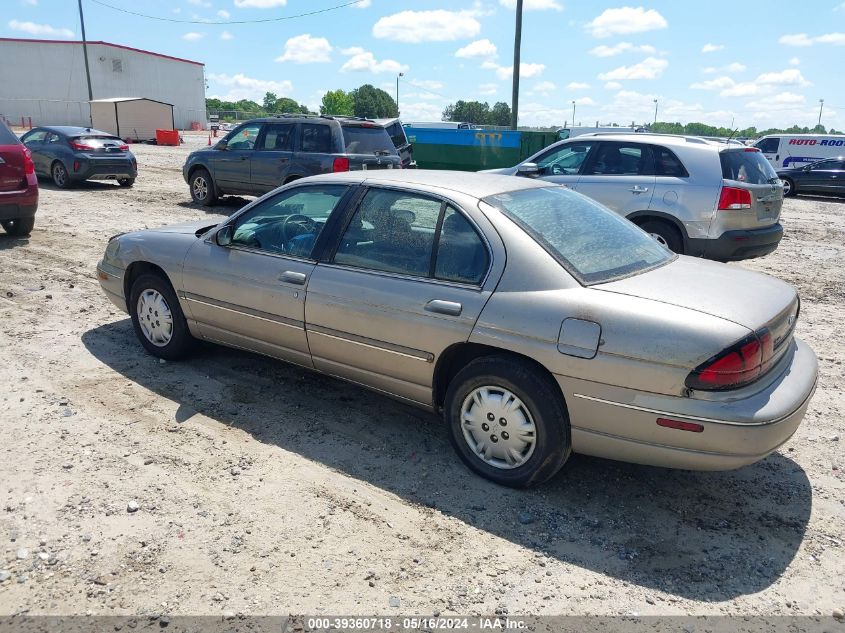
[781, 177, 796, 197]
[189, 168, 218, 206]
[1, 217, 35, 236]
[444, 355, 571, 487]
[639, 219, 684, 254]
[118, 177, 135, 188]
[129, 273, 195, 360]
[51, 161, 72, 189]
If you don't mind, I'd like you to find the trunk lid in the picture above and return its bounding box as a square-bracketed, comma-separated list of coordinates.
[718, 148, 783, 230]
[596, 256, 798, 333]
[0, 145, 25, 192]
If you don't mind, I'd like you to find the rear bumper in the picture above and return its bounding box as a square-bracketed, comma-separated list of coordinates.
[689, 223, 783, 261]
[72, 158, 137, 182]
[0, 187, 38, 220]
[557, 337, 818, 470]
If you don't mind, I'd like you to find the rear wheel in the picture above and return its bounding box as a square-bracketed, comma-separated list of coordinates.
[118, 177, 135, 187]
[189, 168, 218, 206]
[1, 217, 35, 236]
[781, 177, 796, 197]
[444, 356, 571, 487]
[129, 273, 195, 360]
[51, 161, 72, 189]
[639, 219, 684, 254]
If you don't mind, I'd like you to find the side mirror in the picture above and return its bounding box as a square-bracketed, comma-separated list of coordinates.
[517, 162, 539, 176]
[215, 225, 233, 246]
[215, 139, 228, 151]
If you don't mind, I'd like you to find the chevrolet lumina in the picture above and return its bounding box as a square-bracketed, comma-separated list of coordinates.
[96, 171, 817, 487]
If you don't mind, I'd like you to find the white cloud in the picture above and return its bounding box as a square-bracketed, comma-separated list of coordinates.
[478, 82, 498, 95]
[779, 32, 845, 46]
[529, 81, 556, 96]
[409, 79, 444, 91]
[233, 0, 286, 7]
[585, 7, 667, 38]
[589, 42, 656, 57]
[340, 48, 408, 74]
[354, 0, 372, 7]
[604, 81, 622, 90]
[757, 68, 811, 86]
[701, 43, 723, 53]
[494, 62, 545, 80]
[220, 31, 233, 40]
[745, 92, 806, 110]
[455, 38, 497, 59]
[401, 102, 446, 121]
[703, 62, 746, 74]
[22, 0, 38, 5]
[182, 31, 204, 41]
[8, 19, 73, 38]
[566, 81, 590, 90]
[187, 0, 210, 6]
[217, 9, 231, 19]
[274, 34, 332, 63]
[598, 57, 668, 80]
[373, 10, 480, 43]
[499, 0, 562, 10]
[208, 73, 293, 101]
[690, 76, 735, 90]
[575, 97, 596, 106]
[720, 83, 760, 97]
[789, 57, 800, 66]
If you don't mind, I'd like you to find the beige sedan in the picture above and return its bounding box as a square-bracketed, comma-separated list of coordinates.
[97, 171, 817, 487]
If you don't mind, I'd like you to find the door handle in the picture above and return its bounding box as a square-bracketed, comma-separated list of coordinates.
[629, 185, 649, 193]
[279, 271, 307, 285]
[425, 299, 462, 316]
[240, 155, 248, 161]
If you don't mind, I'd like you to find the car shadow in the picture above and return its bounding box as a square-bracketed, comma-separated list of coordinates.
[81, 320, 812, 602]
[0, 233, 31, 249]
[791, 193, 845, 203]
[37, 179, 122, 192]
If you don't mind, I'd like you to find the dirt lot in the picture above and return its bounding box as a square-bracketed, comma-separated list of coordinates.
[1, 132, 843, 617]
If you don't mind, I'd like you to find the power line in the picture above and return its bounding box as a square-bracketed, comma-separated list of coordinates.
[87, 0, 368, 25]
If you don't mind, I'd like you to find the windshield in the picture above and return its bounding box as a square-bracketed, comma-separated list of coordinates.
[342, 126, 396, 155]
[720, 150, 779, 184]
[483, 187, 674, 285]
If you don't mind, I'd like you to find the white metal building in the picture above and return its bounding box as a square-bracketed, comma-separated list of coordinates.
[0, 38, 206, 130]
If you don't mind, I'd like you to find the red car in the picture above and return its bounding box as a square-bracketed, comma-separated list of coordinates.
[0, 120, 38, 236]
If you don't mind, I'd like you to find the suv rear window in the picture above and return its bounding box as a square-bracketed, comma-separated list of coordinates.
[342, 126, 396, 155]
[720, 150, 779, 185]
[0, 121, 19, 145]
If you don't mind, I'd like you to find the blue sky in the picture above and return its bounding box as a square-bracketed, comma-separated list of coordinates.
[5, 0, 844, 129]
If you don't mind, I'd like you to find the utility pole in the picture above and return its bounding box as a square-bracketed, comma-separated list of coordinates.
[571, 101, 575, 128]
[653, 99, 658, 126]
[78, 0, 94, 126]
[395, 72, 403, 115]
[510, 0, 523, 130]
[818, 98, 825, 127]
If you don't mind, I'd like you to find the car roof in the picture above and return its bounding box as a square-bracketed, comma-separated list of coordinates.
[36, 126, 113, 136]
[302, 169, 549, 198]
[567, 132, 740, 151]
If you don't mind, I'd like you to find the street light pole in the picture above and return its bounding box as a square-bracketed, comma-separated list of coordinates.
[78, 0, 94, 125]
[571, 100, 576, 127]
[653, 99, 658, 126]
[818, 98, 825, 127]
[510, 0, 523, 130]
[396, 72, 404, 115]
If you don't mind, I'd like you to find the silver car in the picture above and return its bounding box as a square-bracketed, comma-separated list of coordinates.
[97, 171, 817, 487]
[484, 133, 785, 262]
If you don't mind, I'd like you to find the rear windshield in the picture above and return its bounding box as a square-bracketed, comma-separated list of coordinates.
[0, 121, 19, 145]
[72, 135, 125, 147]
[720, 150, 778, 184]
[342, 126, 396, 155]
[483, 187, 674, 285]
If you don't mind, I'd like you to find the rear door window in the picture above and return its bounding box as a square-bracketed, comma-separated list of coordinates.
[652, 146, 688, 177]
[720, 150, 779, 184]
[434, 207, 489, 285]
[583, 142, 653, 176]
[301, 124, 333, 153]
[258, 123, 294, 151]
[342, 126, 395, 155]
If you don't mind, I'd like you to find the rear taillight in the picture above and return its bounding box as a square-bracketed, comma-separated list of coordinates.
[70, 139, 94, 151]
[119, 143, 129, 151]
[685, 328, 776, 391]
[718, 186, 752, 210]
[744, 147, 760, 152]
[22, 147, 35, 175]
[332, 157, 350, 172]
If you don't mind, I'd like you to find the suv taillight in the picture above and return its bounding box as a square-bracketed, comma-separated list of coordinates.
[333, 157, 350, 172]
[22, 147, 35, 175]
[685, 328, 775, 391]
[718, 186, 752, 210]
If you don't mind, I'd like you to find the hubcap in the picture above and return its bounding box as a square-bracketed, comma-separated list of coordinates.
[193, 176, 208, 200]
[782, 179, 791, 195]
[136, 289, 174, 347]
[54, 165, 66, 186]
[460, 386, 537, 470]
[649, 232, 669, 247]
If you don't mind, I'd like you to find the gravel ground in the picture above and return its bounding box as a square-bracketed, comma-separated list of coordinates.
[0, 132, 843, 617]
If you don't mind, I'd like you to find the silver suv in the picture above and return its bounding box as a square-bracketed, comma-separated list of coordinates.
[484, 133, 784, 261]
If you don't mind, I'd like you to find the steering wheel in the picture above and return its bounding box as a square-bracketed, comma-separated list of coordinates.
[551, 163, 563, 175]
[281, 214, 316, 242]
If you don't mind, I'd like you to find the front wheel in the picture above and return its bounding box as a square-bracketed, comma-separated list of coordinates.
[639, 219, 684, 254]
[1, 217, 35, 236]
[118, 177, 135, 187]
[189, 168, 218, 206]
[129, 273, 195, 360]
[781, 177, 796, 197]
[444, 356, 571, 487]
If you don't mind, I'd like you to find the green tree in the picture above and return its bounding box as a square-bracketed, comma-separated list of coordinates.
[320, 89, 355, 116]
[263, 92, 278, 112]
[442, 100, 491, 125]
[351, 84, 398, 118]
[490, 102, 512, 126]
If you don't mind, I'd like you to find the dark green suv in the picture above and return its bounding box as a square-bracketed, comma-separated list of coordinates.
[183, 114, 404, 206]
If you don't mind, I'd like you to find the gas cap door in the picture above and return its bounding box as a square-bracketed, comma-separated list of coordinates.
[557, 318, 601, 359]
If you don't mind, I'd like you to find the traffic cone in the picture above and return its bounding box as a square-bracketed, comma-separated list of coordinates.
[207, 133, 212, 146]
